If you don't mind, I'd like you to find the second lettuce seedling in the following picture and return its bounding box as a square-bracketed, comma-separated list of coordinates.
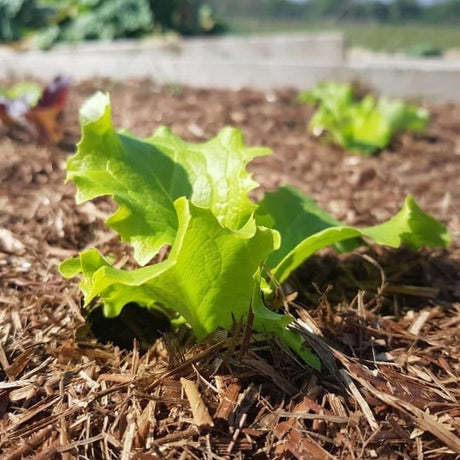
[298, 82, 429, 155]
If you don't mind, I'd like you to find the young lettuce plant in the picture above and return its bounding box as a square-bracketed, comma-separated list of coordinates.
[298, 82, 429, 155]
[60, 92, 450, 369]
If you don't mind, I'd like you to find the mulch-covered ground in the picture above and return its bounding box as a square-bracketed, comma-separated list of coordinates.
[0, 79, 459, 459]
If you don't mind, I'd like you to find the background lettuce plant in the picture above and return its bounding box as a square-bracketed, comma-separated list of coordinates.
[298, 82, 430, 155]
[61, 92, 450, 369]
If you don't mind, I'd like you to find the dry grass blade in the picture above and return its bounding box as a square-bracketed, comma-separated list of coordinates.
[153, 427, 200, 446]
[57, 434, 105, 454]
[339, 370, 378, 431]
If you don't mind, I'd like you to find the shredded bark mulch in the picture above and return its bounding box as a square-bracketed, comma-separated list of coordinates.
[0, 79, 459, 459]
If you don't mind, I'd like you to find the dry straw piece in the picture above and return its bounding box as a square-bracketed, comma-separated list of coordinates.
[180, 377, 214, 429]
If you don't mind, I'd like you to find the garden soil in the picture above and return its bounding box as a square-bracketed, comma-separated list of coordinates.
[0, 79, 459, 458]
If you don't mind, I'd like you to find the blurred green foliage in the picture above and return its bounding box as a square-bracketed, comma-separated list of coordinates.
[38, 0, 154, 47]
[0, 0, 226, 47]
[148, 0, 226, 36]
[0, 80, 42, 104]
[0, 0, 49, 41]
[207, 0, 460, 24]
[405, 43, 443, 58]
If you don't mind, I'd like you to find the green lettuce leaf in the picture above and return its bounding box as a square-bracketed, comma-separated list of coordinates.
[68, 92, 270, 265]
[378, 97, 429, 133]
[61, 197, 279, 340]
[298, 82, 353, 111]
[256, 185, 343, 268]
[348, 96, 391, 154]
[300, 82, 429, 155]
[257, 186, 450, 283]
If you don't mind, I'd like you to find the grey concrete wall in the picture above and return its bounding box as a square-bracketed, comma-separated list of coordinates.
[174, 33, 345, 63]
[1, 33, 460, 101]
[345, 59, 460, 101]
[0, 53, 343, 88]
[0, 32, 344, 79]
[29, 32, 345, 63]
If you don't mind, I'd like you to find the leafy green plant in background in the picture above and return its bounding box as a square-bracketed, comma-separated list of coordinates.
[37, 0, 154, 48]
[405, 43, 443, 58]
[37, 0, 225, 48]
[298, 82, 430, 156]
[0, 0, 49, 41]
[148, 0, 226, 36]
[0, 0, 225, 48]
[60, 92, 450, 369]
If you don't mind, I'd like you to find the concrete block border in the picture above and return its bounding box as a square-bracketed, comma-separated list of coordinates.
[1, 32, 460, 101]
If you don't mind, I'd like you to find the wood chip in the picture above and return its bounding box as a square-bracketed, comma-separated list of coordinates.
[121, 412, 136, 460]
[408, 310, 431, 335]
[214, 380, 241, 420]
[180, 378, 214, 428]
[0, 228, 25, 254]
[6, 349, 34, 380]
[8, 384, 36, 402]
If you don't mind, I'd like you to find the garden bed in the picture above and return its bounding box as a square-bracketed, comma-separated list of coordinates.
[0, 79, 459, 458]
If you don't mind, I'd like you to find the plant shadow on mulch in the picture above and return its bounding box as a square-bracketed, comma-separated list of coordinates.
[0, 79, 459, 459]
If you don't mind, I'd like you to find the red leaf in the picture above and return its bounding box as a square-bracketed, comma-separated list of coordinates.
[25, 76, 72, 144]
[0, 76, 72, 144]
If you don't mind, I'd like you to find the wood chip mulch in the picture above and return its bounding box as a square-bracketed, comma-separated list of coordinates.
[0, 79, 459, 459]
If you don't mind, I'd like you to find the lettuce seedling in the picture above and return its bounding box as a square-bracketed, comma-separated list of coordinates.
[61, 92, 450, 369]
[298, 82, 429, 155]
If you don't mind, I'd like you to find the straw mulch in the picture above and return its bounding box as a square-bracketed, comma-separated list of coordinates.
[0, 80, 459, 459]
